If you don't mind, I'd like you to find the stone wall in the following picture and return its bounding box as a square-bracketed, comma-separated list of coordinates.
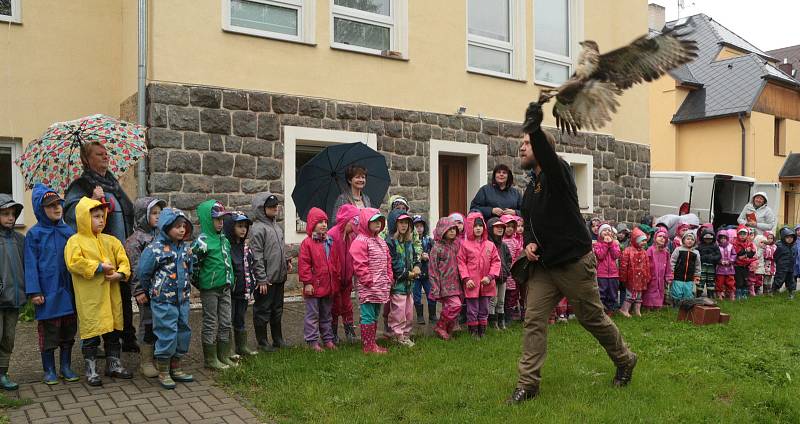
[145, 81, 650, 227]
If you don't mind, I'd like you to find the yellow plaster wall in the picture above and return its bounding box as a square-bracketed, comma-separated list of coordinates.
[674, 116, 744, 175]
[648, 76, 693, 171]
[716, 45, 747, 61]
[148, 0, 650, 144]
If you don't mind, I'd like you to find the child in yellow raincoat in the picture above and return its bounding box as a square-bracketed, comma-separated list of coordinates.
[64, 197, 133, 387]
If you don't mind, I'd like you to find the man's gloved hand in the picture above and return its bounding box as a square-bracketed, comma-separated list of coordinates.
[522, 101, 544, 134]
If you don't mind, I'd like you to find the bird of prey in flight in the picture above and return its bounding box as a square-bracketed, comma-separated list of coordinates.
[536, 26, 698, 135]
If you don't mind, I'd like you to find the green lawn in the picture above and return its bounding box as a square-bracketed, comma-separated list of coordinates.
[219, 296, 800, 423]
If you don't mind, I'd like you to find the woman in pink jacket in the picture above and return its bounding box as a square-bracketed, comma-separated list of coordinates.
[643, 228, 673, 309]
[328, 204, 360, 344]
[457, 212, 501, 339]
[349, 208, 393, 354]
[593, 224, 621, 314]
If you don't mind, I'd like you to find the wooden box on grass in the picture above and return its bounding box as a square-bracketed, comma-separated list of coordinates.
[677, 305, 721, 326]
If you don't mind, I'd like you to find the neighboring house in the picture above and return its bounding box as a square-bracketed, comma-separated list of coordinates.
[767, 44, 800, 81]
[2, 0, 653, 242]
[648, 9, 800, 225]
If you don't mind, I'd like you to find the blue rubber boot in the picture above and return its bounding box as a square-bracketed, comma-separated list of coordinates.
[0, 368, 17, 391]
[41, 350, 59, 385]
[59, 346, 80, 382]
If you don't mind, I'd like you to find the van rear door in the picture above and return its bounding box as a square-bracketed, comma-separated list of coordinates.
[712, 177, 753, 228]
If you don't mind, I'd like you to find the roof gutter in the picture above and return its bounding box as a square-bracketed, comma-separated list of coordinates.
[738, 112, 746, 176]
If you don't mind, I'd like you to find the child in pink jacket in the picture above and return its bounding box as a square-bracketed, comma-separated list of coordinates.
[593, 223, 621, 314]
[457, 212, 501, 339]
[349, 208, 393, 354]
[429, 218, 462, 340]
[761, 231, 777, 294]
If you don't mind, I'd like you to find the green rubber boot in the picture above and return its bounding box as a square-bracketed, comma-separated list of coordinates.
[234, 330, 258, 357]
[202, 343, 229, 371]
[217, 341, 238, 367]
[156, 358, 175, 390]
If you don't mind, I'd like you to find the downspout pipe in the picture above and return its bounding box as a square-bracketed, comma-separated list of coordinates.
[136, 0, 148, 197]
[738, 112, 746, 176]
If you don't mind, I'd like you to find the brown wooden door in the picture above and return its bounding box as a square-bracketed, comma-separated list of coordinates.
[439, 155, 468, 217]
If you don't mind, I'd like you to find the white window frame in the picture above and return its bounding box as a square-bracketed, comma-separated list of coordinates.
[0, 0, 21, 24]
[329, 0, 409, 59]
[222, 0, 316, 45]
[283, 126, 378, 244]
[533, 0, 584, 87]
[0, 138, 25, 226]
[428, 139, 488, 227]
[559, 152, 593, 213]
[466, 0, 526, 81]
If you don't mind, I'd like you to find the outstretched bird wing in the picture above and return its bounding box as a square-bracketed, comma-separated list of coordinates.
[545, 28, 698, 135]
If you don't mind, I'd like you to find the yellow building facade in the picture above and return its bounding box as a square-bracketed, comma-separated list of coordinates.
[3, 0, 653, 237]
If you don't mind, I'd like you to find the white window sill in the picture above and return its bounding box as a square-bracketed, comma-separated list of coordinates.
[534, 79, 564, 88]
[0, 16, 21, 24]
[222, 27, 316, 46]
[467, 68, 526, 83]
[330, 44, 408, 61]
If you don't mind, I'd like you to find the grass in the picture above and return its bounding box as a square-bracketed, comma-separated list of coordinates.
[219, 296, 800, 423]
[0, 393, 30, 424]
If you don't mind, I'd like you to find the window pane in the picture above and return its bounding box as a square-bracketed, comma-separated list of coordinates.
[469, 44, 511, 74]
[334, 17, 390, 51]
[334, 0, 391, 16]
[535, 59, 570, 84]
[230, 0, 298, 36]
[0, 146, 11, 196]
[0, 0, 11, 17]
[535, 0, 569, 56]
[468, 0, 510, 42]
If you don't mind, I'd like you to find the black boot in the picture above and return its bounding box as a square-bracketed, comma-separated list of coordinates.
[415, 304, 425, 325]
[343, 324, 357, 344]
[507, 387, 539, 404]
[498, 313, 507, 330]
[105, 346, 133, 379]
[255, 325, 275, 352]
[488, 314, 496, 330]
[479, 324, 486, 338]
[613, 353, 638, 387]
[270, 321, 289, 349]
[82, 347, 102, 387]
[459, 306, 467, 325]
[428, 302, 438, 323]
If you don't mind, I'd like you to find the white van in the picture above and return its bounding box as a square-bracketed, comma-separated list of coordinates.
[650, 172, 781, 228]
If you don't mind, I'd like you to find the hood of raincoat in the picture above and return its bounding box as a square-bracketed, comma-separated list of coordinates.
[386, 208, 412, 238]
[653, 228, 669, 247]
[31, 183, 72, 235]
[764, 230, 775, 243]
[0, 193, 23, 224]
[305, 207, 328, 237]
[631, 227, 647, 248]
[389, 195, 410, 211]
[250, 192, 277, 224]
[412, 215, 429, 237]
[736, 224, 749, 238]
[330, 204, 360, 238]
[616, 223, 630, 234]
[357, 208, 384, 237]
[433, 217, 458, 242]
[751, 192, 769, 208]
[133, 197, 166, 233]
[717, 229, 730, 246]
[464, 211, 488, 242]
[223, 211, 250, 244]
[597, 223, 613, 238]
[487, 217, 505, 243]
[156, 207, 193, 242]
[75, 197, 107, 237]
[699, 227, 715, 244]
[448, 213, 464, 224]
[780, 226, 796, 241]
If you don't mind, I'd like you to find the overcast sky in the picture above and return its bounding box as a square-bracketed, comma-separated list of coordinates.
[649, 0, 799, 52]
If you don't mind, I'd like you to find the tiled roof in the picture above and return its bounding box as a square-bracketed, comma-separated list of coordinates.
[663, 14, 799, 123]
[779, 153, 800, 180]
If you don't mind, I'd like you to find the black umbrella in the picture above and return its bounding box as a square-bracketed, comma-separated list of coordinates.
[292, 142, 390, 221]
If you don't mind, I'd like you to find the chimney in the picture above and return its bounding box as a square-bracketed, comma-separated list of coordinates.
[778, 58, 794, 77]
[648, 3, 666, 31]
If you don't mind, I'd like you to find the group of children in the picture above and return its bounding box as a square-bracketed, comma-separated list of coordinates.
[0, 185, 289, 391]
[589, 216, 797, 319]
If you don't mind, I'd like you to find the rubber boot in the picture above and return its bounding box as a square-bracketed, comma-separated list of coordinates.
[105, 347, 133, 379]
[41, 350, 59, 385]
[169, 357, 193, 383]
[0, 369, 17, 391]
[498, 313, 507, 330]
[234, 329, 258, 357]
[415, 304, 425, 325]
[707, 289, 716, 300]
[332, 321, 340, 345]
[619, 300, 632, 318]
[360, 323, 387, 354]
[270, 321, 289, 349]
[434, 319, 450, 340]
[428, 302, 438, 323]
[202, 343, 229, 370]
[479, 324, 487, 338]
[217, 340, 238, 367]
[343, 324, 357, 344]
[59, 346, 80, 382]
[633, 302, 642, 317]
[83, 347, 102, 387]
[156, 358, 176, 390]
[488, 314, 496, 330]
[255, 326, 276, 352]
[138, 343, 159, 378]
[469, 326, 480, 340]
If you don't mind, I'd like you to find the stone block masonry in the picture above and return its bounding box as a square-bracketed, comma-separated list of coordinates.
[146, 83, 650, 273]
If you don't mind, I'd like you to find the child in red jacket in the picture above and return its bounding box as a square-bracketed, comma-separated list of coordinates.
[298, 208, 339, 352]
[619, 228, 651, 318]
[457, 212, 501, 338]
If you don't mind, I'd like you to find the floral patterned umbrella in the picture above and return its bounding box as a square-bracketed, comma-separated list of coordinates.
[14, 114, 147, 194]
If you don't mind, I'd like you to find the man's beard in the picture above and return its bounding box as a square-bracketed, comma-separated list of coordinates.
[520, 155, 537, 171]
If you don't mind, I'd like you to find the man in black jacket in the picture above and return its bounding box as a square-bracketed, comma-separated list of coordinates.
[508, 102, 637, 404]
